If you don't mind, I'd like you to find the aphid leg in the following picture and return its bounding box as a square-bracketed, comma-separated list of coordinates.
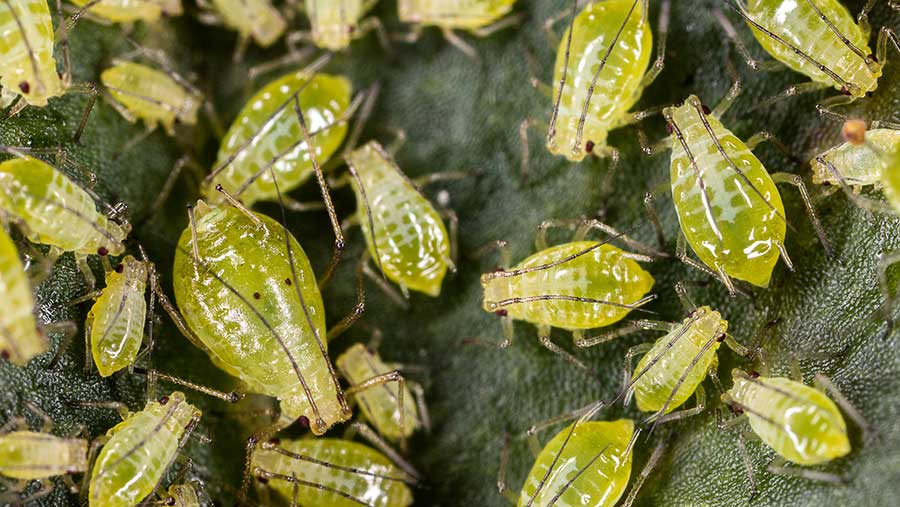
[711, 78, 742, 119]
[518, 117, 550, 183]
[648, 385, 707, 427]
[814, 373, 878, 443]
[232, 34, 251, 63]
[131, 368, 242, 404]
[712, 9, 781, 72]
[150, 270, 210, 353]
[620, 342, 655, 404]
[877, 249, 900, 336]
[411, 170, 469, 189]
[64, 82, 100, 144]
[148, 156, 196, 218]
[346, 370, 410, 450]
[351, 421, 420, 481]
[408, 381, 431, 432]
[619, 438, 666, 507]
[770, 172, 835, 259]
[525, 400, 605, 457]
[534, 218, 582, 250]
[574, 218, 668, 258]
[42, 320, 77, 370]
[574, 320, 660, 349]
[738, 432, 760, 499]
[441, 28, 479, 59]
[81, 433, 111, 494]
[355, 16, 393, 53]
[362, 256, 409, 308]
[754, 81, 831, 113]
[773, 241, 795, 271]
[858, 0, 878, 40]
[342, 84, 382, 160]
[74, 254, 97, 288]
[436, 207, 459, 272]
[247, 46, 315, 84]
[21, 401, 53, 433]
[325, 257, 366, 341]
[496, 432, 519, 503]
[524, 47, 553, 97]
[766, 456, 845, 484]
[538, 326, 596, 376]
[635, 0, 669, 95]
[876, 26, 900, 68]
[112, 127, 157, 162]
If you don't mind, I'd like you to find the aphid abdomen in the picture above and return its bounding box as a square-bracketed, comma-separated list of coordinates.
[668, 98, 786, 287]
[728, 375, 850, 465]
[205, 73, 351, 207]
[0, 431, 87, 480]
[0, 0, 64, 106]
[348, 142, 450, 296]
[518, 419, 634, 507]
[336, 343, 420, 442]
[252, 438, 414, 507]
[632, 307, 726, 413]
[89, 256, 149, 377]
[810, 128, 900, 186]
[398, 0, 515, 30]
[69, 0, 162, 23]
[486, 241, 653, 330]
[90, 393, 200, 507]
[0, 228, 45, 365]
[0, 157, 128, 256]
[209, 0, 286, 46]
[172, 202, 348, 434]
[549, 0, 652, 162]
[306, 0, 370, 50]
[101, 62, 200, 135]
[745, 0, 877, 96]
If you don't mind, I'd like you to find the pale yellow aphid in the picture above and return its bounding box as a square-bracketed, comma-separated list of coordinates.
[200, 0, 287, 49]
[398, 0, 520, 57]
[300, 0, 382, 51]
[0, 227, 46, 366]
[69, 0, 183, 24]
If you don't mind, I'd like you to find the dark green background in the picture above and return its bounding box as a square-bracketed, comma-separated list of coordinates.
[2, 1, 899, 506]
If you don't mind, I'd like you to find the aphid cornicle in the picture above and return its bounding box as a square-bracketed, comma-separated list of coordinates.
[346, 141, 454, 297]
[299, 0, 382, 51]
[69, 0, 183, 24]
[88, 392, 201, 507]
[202, 70, 352, 208]
[398, 0, 519, 57]
[251, 437, 415, 507]
[171, 200, 350, 435]
[0, 227, 47, 366]
[0, 153, 130, 286]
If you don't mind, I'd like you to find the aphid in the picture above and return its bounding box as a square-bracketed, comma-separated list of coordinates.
[154, 482, 204, 507]
[251, 436, 416, 507]
[88, 392, 201, 507]
[293, 0, 385, 51]
[0, 151, 131, 286]
[336, 341, 427, 445]
[68, 0, 183, 24]
[0, 227, 47, 366]
[0, 401, 87, 504]
[398, 0, 520, 57]
[661, 92, 831, 295]
[720, 368, 873, 490]
[479, 219, 657, 372]
[198, 0, 287, 58]
[719, 0, 900, 109]
[345, 140, 455, 298]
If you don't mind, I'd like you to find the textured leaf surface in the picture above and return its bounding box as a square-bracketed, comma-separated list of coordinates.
[2, 1, 900, 506]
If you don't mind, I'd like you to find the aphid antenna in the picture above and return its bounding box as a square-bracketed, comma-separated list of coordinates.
[131, 367, 243, 404]
[733, 370, 809, 405]
[346, 157, 388, 284]
[101, 84, 184, 115]
[814, 155, 896, 214]
[120, 37, 201, 96]
[253, 466, 385, 507]
[538, 443, 613, 506]
[800, 0, 871, 65]
[342, 82, 382, 159]
[721, 397, 783, 431]
[215, 185, 263, 227]
[546, 0, 580, 145]
[493, 294, 658, 316]
[260, 439, 417, 485]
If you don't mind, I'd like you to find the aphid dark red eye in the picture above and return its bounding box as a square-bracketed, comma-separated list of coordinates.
[268, 437, 280, 445]
[165, 497, 176, 506]
[18, 81, 29, 93]
[869, 54, 877, 63]
[748, 370, 760, 379]
[729, 404, 744, 415]
[716, 334, 726, 342]
[115, 264, 124, 273]
[253, 292, 261, 300]
[159, 395, 170, 405]
[585, 140, 595, 153]
[701, 104, 711, 115]
[495, 309, 508, 317]
[285, 278, 292, 286]
[97, 247, 109, 256]
[256, 476, 269, 484]
[665, 122, 673, 135]
[297, 415, 310, 428]
[840, 86, 851, 96]
[0, 350, 9, 360]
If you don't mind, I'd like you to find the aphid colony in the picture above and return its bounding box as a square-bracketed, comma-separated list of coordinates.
[0, 0, 896, 505]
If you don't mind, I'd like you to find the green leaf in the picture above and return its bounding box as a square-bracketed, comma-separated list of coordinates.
[2, 1, 900, 506]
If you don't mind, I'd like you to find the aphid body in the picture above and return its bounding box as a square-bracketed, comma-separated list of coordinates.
[0, 430, 87, 480]
[398, 0, 515, 32]
[0, 227, 46, 365]
[741, 0, 878, 97]
[162, 483, 200, 507]
[252, 437, 414, 507]
[172, 201, 349, 435]
[665, 95, 786, 288]
[101, 61, 202, 135]
[336, 343, 421, 442]
[208, 0, 287, 47]
[69, 0, 183, 23]
[304, 0, 379, 50]
[87, 255, 149, 377]
[0, 0, 64, 107]
[203, 72, 351, 207]
[347, 141, 452, 297]
[548, 0, 653, 161]
[89, 392, 201, 507]
[0, 155, 129, 257]
[517, 419, 634, 507]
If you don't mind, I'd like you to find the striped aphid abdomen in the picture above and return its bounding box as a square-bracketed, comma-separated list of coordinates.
[89, 256, 149, 377]
[727, 373, 850, 465]
[0, 227, 45, 365]
[336, 343, 420, 442]
[631, 306, 727, 414]
[252, 438, 414, 507]
[745, 0, 877, 96]
[0, 156, 128, 256]
[89, 392, 200, 507]
[399, 0, 515, 30]
[518, 420, 634, 507]
[667, 96, 786, 288]
[348, 141, 451, 297]
[204, 72, 351, 207]
[549, 0, 652, 162]
[810, 128, 900, 186]
[0, 0, 64, 106]
[101, 62, 201, 134]
[0, 431, 87, 480]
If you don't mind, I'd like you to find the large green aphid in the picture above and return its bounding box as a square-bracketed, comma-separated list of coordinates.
[251, 437, 416, 507]
[69, 0, 182, 24]
[0, 152, 131, 286]
[346, 141, 454, 298]
[88, 392, 201, 507]
[398, 0, 520, 57]
[0, 227, 46, 366]
[170, 199, 350, 435]
[479, 219, 656, 372]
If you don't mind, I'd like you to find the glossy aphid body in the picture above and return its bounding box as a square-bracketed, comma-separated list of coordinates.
[336, 343, 422, 443]
[0, 0, 65, 107]
[303, 0, 380, 50]
[0, 227, 46, 365]
[89, 392, 201, 507]
[69, 0, 183, 24]
[346, 141, 453, 297]
[723, 370, 850, 465]
[0, 154, 130, 283]
[171, 200, 350, 435]
[516, 419, 634, 507]
[252, 437, 415, 507]
[202, 0, 287, 48]
[101, 61, 202, 135]
[86, 255, 150, 377]
[203, 71, 352, 208]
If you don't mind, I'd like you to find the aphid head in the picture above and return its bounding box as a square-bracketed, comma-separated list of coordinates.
[118, 256, 150, 285]
[480, 273, 511, 314]
[841, 119, 868, 146]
